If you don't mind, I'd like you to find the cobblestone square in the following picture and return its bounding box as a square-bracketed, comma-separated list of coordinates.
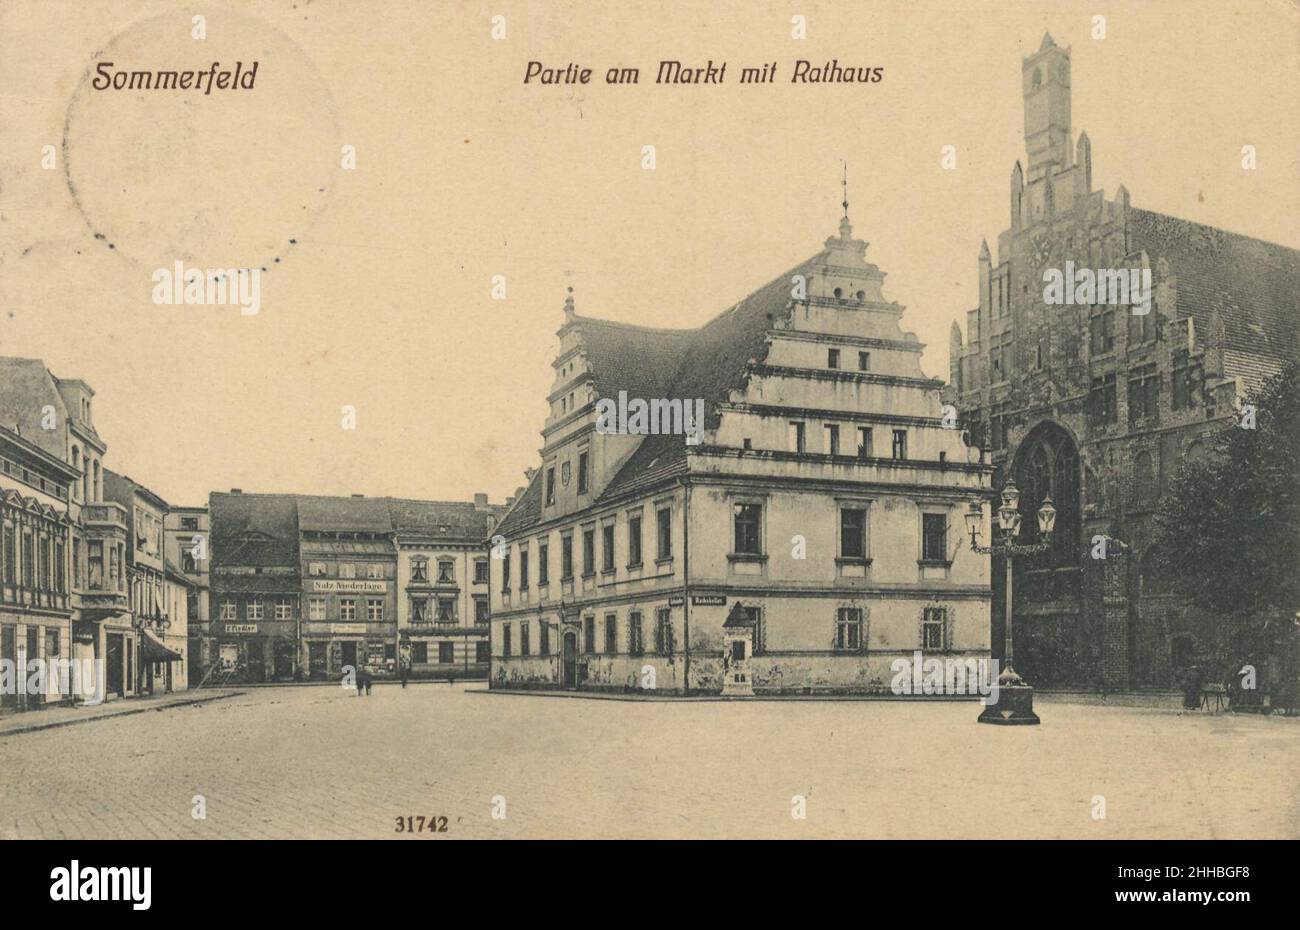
[2, 684, 1296, 839]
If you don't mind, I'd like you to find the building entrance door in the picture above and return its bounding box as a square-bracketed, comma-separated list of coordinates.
[248, 640, 266, 682]
[0, 626, 15, 709]
[106, 633, 124, 697]
[561, 632, 577, 689]
[340, 641, 357, 675]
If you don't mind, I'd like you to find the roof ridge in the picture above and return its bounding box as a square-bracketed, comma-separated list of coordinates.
[1132, 207, 1300, 256]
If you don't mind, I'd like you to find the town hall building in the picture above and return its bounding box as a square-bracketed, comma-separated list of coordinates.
[489, 203, 994, 694]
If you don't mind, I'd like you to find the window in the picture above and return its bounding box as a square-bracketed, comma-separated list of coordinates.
[540, 620, 550, 656]
[1128, 364, 1160, 425]
[502, 623, 512, 658]
[840, 507, 867, 559]
[436, 559, 454, 583]
[825, 424, 840, 456]
[990, 404, 1011, 450]
[476, 641, 490, 663]
[1127, 304, 1156, 345]
[627, 515, 642, 566]
[520, 621, 531, 657]
[1089, 307, 1115, 355]
[474, 595, 488, 623]
[435, 597, 455, 623]
[577, 450, 589, 494]
[584, 615, 595, 654]
[891, 429, 907, 460]
[275, 597, 293, 620]
[220, 599, 236, 621]
[858, 351, 871, 372]
[410, 597, 428, 623]
[656, 508, 672, 560]
[410, 642, 428, 664]
[181, 549, 197, 573]
[366, 563, 384, 580]
[519, 547, 530, 589]
[21, 531, 33, 587]
[247, 599, 264, 621]
[921, 514, 948, 563]
[180, 516, 199, 531]
[788, 421, 806, 453]
[857, 427, 872, 460]
[827, 348, 840, 369]
[561, 535, 574, 579]
[922, 606, 949, 651]
[473, 559, 489, 583]
[545, 467, 556, 506]
[309, 561, 327, 577]
[604, 613, 617, 654]
[340, 598, 356, 621]
[1089, 374, 1118, 425]
[1172, 352, 1199, 411]
[835, 607, 864, 652]
[501, 551, 511, 592]
[654, 608, 673, 656]
[733, 503, 762, 555]
[538, 542, 549, 585]
[582, 528, 595, 576]
[628, 611, 644, 656]
[55, 540, 65, 593]
[367, 599, 385, 622]
[339, 563, 356, 580]
[602, 523, 615, 571]
[410, 558, 429, 582]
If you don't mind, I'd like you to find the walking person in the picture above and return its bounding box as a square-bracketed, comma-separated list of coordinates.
[399, 658, 410, 689]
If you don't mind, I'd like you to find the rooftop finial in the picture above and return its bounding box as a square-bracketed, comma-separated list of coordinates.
[563, 285, 575, 318]
[838, 161, 853, 240]
[841, 161, 850, 219]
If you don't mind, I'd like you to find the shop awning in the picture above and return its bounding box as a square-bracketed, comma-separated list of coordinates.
[140, 627, 183, 662]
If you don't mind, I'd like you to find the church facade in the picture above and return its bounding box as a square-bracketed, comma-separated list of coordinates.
[489, 209, 993, 695]
[947, 35, 1300, 691]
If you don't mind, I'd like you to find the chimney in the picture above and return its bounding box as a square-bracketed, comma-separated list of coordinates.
[474, 492, 488, 509]
[505, 496, 515, 508]
[351, 493, 365, 498]
[230, 488, 242, 494]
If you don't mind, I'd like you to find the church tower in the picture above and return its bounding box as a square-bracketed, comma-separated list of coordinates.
[1022, 33, 1071, 182]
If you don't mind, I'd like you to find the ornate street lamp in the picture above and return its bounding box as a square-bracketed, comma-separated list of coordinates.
[966, 481, 1056, 725]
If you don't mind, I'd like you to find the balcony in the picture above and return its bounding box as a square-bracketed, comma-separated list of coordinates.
[83, 502, 128, 532]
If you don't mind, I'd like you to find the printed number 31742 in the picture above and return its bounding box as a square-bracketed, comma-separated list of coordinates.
[395, 815, 448, 834]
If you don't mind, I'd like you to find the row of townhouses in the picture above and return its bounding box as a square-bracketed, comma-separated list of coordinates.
[0, 357, 190, 712]
[204, 491, 504, 685]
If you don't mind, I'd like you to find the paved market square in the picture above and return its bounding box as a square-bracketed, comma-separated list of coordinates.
[2, 684, 1296, 839]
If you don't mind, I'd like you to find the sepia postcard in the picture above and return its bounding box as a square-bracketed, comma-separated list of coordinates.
[0, 0, 1297, 910]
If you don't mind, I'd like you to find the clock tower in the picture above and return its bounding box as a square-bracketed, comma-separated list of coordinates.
[1022, 33, 1071, 182]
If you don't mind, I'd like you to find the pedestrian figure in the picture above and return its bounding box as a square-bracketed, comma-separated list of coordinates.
[1180, 664, 1203, 711]
[399, 660, 409, 689]
[364, 669, 373, 695]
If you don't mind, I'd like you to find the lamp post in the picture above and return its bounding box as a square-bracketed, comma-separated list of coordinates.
[964, 480, 1057, 725]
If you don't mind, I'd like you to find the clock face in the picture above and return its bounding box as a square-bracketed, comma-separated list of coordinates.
[561, 462, 571, 487]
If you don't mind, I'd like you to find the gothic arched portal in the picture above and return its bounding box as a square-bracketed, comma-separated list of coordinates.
[1011, 421, 1081, 568]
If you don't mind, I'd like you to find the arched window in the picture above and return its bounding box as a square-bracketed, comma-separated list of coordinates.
[1012, 422, 1080, 566]
[1032, 68, 1042, 89]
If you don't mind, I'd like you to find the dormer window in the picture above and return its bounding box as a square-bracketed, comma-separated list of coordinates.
[833, 287, 843, 299]
[856, 290, 866, 301]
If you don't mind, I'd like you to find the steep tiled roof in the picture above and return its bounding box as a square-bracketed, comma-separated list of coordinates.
[493, 471, 543, 538]
[297, 495, 394, 533]
[0, 356, 66, 461]
[387, 497, 501, 540]
[497, 255, 818, 537]
[1130, 209, 1300, 386]
[209, 492, 300, 568]
[599, 257, 817, 501]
